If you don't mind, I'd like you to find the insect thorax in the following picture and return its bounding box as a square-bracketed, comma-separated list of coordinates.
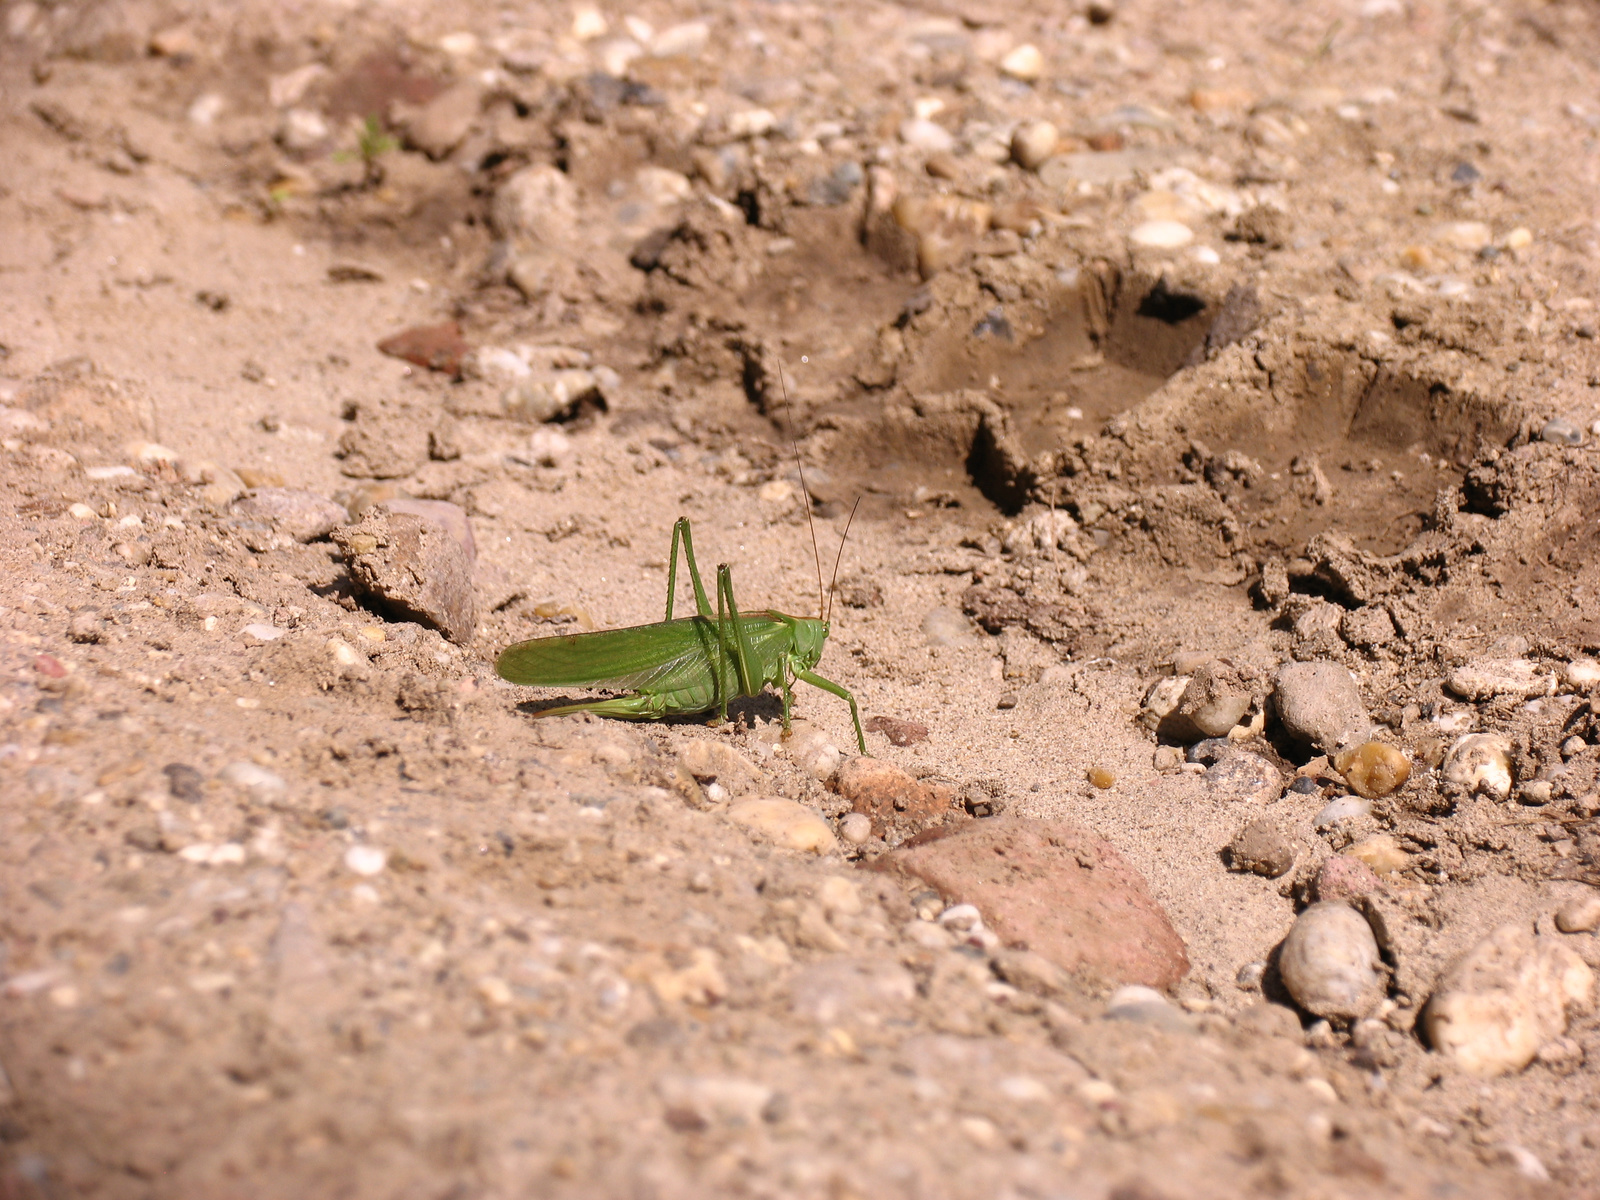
[787, 617, 829, 671]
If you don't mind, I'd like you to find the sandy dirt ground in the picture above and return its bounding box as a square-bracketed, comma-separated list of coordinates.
[3, 0, 1600, 1195]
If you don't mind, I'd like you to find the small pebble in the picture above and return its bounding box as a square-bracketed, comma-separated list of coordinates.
[1273, 661, 1372, 753]
[218, 761, 287, 804]
[1277, 902, 1384, 1020]
[1442, 733, 1513, 800]
[1517, 780, 1553, 806]
[1203, 752, 1281, 804]
[725, 798, 836, 854]
[344, 845, 387, 876]
[1332, 742, 1411, 799]
[838, 812, 873, 846]
[784, 722, 842, 782]
[1010, 120, 1058, 171]
[864, 715, 928, 747]
[67, 612, 104, 643]
[1555, 890, 1600, 934]
[1446, 658, 1555, 700]
[900, 118, 955, 154]
[1288, 776, 1321, 795]
[1314, 855, 1380, 902]
[1425, 923, 1594, 1075]
[1236, 960, 1267, 990]
[938, 903, 983, 932]
[1105, 985, 1193, 1033]
[1346, 833, 1408, 875]
[650, 20, 709, 58]
[1177, 662, 1254, 738]
[998, 43, 1045, 82]
[1152, 745, 1183, 771]
[1129, 220, 1194, 249]
[1228, 818, 1297, 878]
[233, 488, 346, 543]
[1540, 418, 1584, 446]
[1087, 766, 1116, 789]
[1565, 658, 1600, 688]
[241, 623, 285, 642]
[1436, 220, 1492, 251]
[1313, 795, 1371, 829]
[996, 693, 1018, 710]
[279, 107, 329, 152]
[162, 763, 205, 804]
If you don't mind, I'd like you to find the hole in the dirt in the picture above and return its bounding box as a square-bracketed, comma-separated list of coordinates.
[1135, 281, 1208, 325]
[734, 188, 761, 226]
[967, 418, 1032, 516]
[819, 268, 1219, 515]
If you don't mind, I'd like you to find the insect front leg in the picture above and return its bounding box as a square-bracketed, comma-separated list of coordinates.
[666, 517, 714, 621]
[715, 564, 761, 699]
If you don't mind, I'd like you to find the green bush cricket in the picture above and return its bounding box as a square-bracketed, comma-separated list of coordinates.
[495, 509, 867, 754]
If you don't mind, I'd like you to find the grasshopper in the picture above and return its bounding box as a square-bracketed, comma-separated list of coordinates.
[496, 514, 867, 753]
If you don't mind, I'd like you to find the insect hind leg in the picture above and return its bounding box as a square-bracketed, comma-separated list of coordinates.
[528, 693, 671, 723]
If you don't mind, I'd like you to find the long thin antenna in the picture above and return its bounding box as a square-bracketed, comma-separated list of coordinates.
[825, 495, 861, 625]
[777, 361, 826, 621]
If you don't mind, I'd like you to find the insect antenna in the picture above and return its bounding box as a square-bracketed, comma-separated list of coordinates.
[777, 361, 827, 621]
[825, 495, 862, 626]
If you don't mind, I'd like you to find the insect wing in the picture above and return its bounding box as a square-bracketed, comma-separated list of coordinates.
[496, 618, 714, 690]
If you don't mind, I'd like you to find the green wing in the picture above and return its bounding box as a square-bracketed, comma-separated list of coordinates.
[497, 614, 797, 693]
[497, 618, 712, 691]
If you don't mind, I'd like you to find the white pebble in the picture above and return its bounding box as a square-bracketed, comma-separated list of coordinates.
[279, 108, 329, 152]
[218, 761, 287, 803]
[187, 93, 226, 126]
[938, 903, 983, 932]
[651, 20, 709, 58]
[839, 812, 873, 844]
[1129, 220, 1194, 249]
[999, 43, 1045, 82]
[784, 722, 841, 781]
[1446, 658, 1555, 700]
[571, 6, 608, 39]
[727, 108, 777, 139]
[344, 844, 388, 876]
[1565, 658, 1600, 688]
[523, 426, 573, 467]
[725, 798, 836, 854]
[326, 638, 362, 667]
[1442, 733, 1513, 800]
[1424, 923, 1593, 1076]
[1312, 795, 1371, 829]
[1107, 985, 1167, 1014]
[1010, 120, 1059, 171]
[899, 118, 955, 154]
[1278, 902, 1384, 1020]
[1435, 220, 1492, 251]
[240, 623, 285, 642]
